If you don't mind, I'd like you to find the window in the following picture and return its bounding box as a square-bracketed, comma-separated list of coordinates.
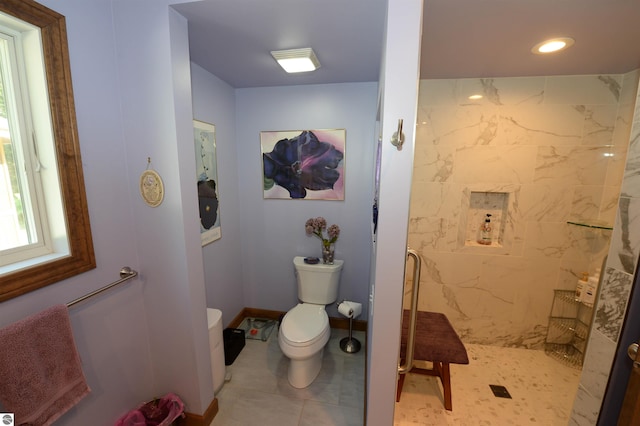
[0, 0, 95, 302]
[0, 14, 63, 267]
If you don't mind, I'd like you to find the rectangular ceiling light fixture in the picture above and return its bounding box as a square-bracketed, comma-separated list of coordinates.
[270, 48, 320, 73]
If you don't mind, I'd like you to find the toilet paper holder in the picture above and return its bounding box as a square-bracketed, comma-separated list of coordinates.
[337, 300, 362, 319]
[337, 300, 361, 354]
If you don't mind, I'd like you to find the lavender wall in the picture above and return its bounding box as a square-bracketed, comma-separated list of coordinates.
[111, 0, 213, 415]
[190, 63, 245, 327]
[0, 0, 156, 423]
[235, 83, 378, 319]
[0, 0, 217, 424]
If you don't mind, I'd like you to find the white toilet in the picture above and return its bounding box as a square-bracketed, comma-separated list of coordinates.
[278, 256, 344, 388]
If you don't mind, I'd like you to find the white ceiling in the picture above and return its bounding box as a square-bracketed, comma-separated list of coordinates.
[173, 0, 640, 89]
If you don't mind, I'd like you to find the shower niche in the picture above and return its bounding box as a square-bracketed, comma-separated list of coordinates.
[458, 187, 520, 254]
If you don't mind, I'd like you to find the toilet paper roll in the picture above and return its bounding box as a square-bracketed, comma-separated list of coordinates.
[338, 302, 353, 318]
[338, 301, 362, 319]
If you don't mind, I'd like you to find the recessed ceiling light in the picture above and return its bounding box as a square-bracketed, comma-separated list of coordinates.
[468, 94, 483, 100]
[531, 37, 575, 54]
[270, 48, 320, 73]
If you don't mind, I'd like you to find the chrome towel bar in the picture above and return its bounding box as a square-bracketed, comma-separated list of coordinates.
[66, 267, 138, 308]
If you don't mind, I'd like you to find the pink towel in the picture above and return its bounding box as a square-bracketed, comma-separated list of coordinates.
[0, 305, 90, 425]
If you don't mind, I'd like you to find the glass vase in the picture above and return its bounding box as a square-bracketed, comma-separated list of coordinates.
[322, 243, 335, 264]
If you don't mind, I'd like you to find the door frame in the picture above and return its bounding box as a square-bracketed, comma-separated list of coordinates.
[366, 0, 423, 424]
[598, 262, 640, 423]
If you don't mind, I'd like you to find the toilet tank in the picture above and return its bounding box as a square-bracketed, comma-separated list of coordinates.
[293, 256, 344, 304]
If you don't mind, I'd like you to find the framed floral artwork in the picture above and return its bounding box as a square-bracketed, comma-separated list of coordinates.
[194, 120, 221, 245]
[261, 129, 345, 200]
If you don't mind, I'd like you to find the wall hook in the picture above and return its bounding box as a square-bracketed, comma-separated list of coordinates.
[391, 119, 404, 150]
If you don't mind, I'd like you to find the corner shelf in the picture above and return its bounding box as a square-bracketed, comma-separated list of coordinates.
[544, 290, 594, 368]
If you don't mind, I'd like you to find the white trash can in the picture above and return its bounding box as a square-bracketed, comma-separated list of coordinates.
[207, 308, 225, 394]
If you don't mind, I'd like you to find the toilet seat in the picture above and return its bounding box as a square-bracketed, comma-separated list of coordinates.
[280, 303, 329, 348]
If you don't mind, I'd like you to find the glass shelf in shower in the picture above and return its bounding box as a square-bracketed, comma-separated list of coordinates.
[566, 220, 613, 230]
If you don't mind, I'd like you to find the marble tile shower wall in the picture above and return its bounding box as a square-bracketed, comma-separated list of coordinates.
[571, 70, 640, 425]
[407, 72, 639, 353]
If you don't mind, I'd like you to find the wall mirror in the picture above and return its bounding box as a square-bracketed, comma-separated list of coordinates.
[0, 0, 94, 302]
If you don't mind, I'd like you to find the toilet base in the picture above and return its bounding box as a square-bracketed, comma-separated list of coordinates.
[287, 347, 324, 388]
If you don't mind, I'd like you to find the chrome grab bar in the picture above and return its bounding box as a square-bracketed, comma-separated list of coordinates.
[398, 248, 421, 375]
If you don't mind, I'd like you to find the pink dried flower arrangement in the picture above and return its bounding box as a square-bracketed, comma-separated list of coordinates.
[305, 217, 340, 248]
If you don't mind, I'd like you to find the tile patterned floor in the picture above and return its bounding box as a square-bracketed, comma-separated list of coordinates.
[211, 328, 580, 426]
[211, 328, 366, 426]
[394, 344, 581, 425]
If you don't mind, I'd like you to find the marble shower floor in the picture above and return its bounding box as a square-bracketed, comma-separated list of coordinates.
[210, 329, 580, 426]
[394, 344, 581, 426]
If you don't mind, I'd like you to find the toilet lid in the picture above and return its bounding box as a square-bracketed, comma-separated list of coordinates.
[281, 304, 328, 344]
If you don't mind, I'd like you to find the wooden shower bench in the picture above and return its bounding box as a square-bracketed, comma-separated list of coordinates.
[397, 310, 469, 410]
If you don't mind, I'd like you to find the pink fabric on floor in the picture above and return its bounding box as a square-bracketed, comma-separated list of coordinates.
[115, 393, 185, 426]
[0, 304, 90, 425]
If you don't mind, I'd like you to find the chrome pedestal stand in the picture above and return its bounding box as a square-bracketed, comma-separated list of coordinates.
[340, 314, 361, 354]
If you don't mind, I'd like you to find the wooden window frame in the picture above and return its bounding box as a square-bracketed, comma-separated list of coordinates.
[0, 0, 95, 302]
